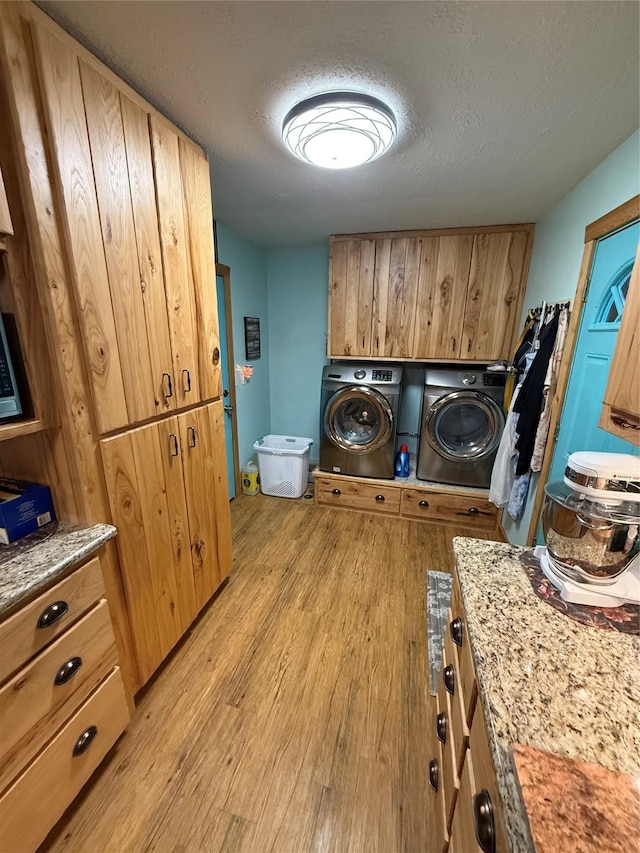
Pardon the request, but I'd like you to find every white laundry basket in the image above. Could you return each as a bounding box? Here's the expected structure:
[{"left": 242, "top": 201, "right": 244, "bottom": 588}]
[{"left": 253, "top": 435, "right": 313, "bottom": 499}]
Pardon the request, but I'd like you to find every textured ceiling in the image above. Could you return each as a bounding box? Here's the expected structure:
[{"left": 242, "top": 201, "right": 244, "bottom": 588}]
[{"left": 39, "top": 1, "right": 640, "bottom": 248}]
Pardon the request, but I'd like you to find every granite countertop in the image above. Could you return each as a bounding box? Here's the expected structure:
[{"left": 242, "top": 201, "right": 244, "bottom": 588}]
[
  {"left": 452, "top": 537, "right": 640, "bottom": 853},
  {"left": 0, "top": 521, "right": 117, "bottom": 618}
]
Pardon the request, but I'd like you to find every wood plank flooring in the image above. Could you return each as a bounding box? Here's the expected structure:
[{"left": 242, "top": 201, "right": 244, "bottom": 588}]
[{"left": 42, "top": 495, "right": 497, "bottom": 853}]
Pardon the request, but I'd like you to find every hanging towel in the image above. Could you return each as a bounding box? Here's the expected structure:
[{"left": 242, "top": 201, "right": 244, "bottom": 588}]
[
  {"left": 513, "top": 310, "right": 560, "bottom": 476},
  {"left": 531, "top": 306, "right": 570, "bottom": 472},
  {"left": 507, "top": 472, "right": 531, "bottom": 522}
]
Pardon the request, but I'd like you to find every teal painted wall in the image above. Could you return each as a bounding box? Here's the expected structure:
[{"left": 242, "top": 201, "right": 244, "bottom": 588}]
[
  {"left": 503, "top": 129, "right": 640, "bottom": 545},
  {"left": 216, "top": 223, "right": 270, "bottom": 468},
  {"left": 266, "top": 248, "right": 329, "bottom": 462}
]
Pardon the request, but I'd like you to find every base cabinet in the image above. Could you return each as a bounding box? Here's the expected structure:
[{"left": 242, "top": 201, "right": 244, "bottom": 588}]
[
  {"left": 0, "top": 552, "right": 129, "bottom": 853},
  {"left": 101, "top": 400, "right": 232, "bottom": 684},
  {"left": 427, "top": 575, "right": 507, "bottom": 853},
  {"left": 314, "top": 471, "right": 499, "bottom": 532}
]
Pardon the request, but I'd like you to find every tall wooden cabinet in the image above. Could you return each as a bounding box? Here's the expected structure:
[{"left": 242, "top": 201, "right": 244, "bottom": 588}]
[
  {"left": 0, "top": 2, "right": 232, "bottom": 697},
  {"left": 328, "top": 225, "right": 534, "bottom": 362}
]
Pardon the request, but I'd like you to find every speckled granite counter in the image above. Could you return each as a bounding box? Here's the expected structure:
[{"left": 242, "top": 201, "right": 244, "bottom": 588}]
[
  {"left": 452, "top": 537, "right": 640, "bottom": 853},
  {"left": 0, "top": 521, "right": 117, "bottom": 618}
]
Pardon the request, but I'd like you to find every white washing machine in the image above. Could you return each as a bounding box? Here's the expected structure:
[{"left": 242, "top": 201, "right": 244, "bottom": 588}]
[
  {"left": 417, "top": 366, "right": 506, "bottom": 488},
  {"left": 319, "top": 363, "right": 402, "bottom": 479}
]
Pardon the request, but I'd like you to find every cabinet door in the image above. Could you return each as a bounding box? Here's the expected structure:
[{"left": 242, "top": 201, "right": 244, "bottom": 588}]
[
  {"left": 328, "top": 238, "right": 375, "bottom": 357},
  {"left": 31, "top": 24, "right": 128, "bottom": 433},
  {"left": 150, "top": 117, "right": 201, "bottom": 407},
  {"left": 462, "top": 230, "right": 531, "bottom": 361},
  {"left": 101, "top": 421, "right": 196, "bottom": 684},
  {"left": 178, "top": 402, "right": 232, "bottom": 611},
  {"left": 600, "top": 245, "right": 640, "bottom": 440},
  {"left": 373, "top": 236, "right": 421, "bottom": 358},
  {"left": 179, "top": 139, "right": 222, "bottom": 401},
  {"left": 413, "top": 235, "right": 473, "bottom": 359},
  {"left": 120, "top": 93, "right": 176, "bottom": 415}
]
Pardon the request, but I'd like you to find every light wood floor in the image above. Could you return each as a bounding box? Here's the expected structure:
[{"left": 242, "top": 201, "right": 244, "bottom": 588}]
[{"left": 42, "top": 495, "right": 496, "bottom": 853}]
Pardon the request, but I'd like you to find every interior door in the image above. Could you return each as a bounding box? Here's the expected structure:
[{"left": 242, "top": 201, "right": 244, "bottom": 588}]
[
  {"left": 548, "top": 220, "right": 640, "bottom": 487},
  {"left": 216, "top": 272, "right": 236, "bottom": 498}
]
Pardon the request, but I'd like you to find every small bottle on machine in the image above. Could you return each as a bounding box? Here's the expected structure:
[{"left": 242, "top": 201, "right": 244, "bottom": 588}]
[{"left": 395, "top": 444, "right": 410, "bottom": 478}]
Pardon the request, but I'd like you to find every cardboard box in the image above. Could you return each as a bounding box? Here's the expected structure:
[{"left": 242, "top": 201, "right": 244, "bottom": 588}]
[{"left": 0, "top": 478, "right": 56, "bottom": 544}]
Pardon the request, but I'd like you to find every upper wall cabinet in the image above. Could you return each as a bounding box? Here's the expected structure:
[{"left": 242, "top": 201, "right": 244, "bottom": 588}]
[
  {"left": 30, "top": 23, "right": 221, "bottom": 433},
  {"left": 328, "top": 226, "right": 534, "bottom": 363}
]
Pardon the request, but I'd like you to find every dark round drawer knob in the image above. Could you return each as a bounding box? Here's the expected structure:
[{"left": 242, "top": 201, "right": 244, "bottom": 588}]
[
  {"left": 450, "top": 617, "right": 464, "bottom": 647},
  {"left": 443, "top": 664, "right": 455, "bottom": 695},
  {"left": 375, "top": 494, "right": 385, "bottom": 502},
  {"left": 473, "top": 789, "right": 496, "bottom": 853},
  {"left": 332, "top": 488, "right": 341, "bottom": 496},
  {"left": 72, "top": 725, "right": 99, "bottom": 757},
  {"left": 468, "top": 506, "right": 480, "bottom": 515},
  {"left": 37, "top": 601, "right": 69, "bottom": 629},
  {"left": 428, "top": 758, "right": 439, "bottom": 791},
  {"left": 54, "top": 656, "right": 83, "bottom": 686},
  {"left": 436, "top": 712, "right": 447, "bottom": 744},
  {"left": 419, "top": 500, "right": 429, "bottom": 508}
]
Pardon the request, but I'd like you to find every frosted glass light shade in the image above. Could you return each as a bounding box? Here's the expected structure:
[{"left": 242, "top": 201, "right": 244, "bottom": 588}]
[{"left": 282, "top": 92, "right": 396, "bottom": 169}]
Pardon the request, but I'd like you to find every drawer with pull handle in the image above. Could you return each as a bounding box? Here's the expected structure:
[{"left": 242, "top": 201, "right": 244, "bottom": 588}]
[
  {"left": 436, "top": 676, "right": 460, "bottom": 830},
  {"left": 468, "top": 697, "right": 507, "bottom": 852},
  {"left": 401, "top": 488, "right": 497, "bottom": 529},
  {"left": 427, "top": 702, "right": 450, "bottom": 853},
  {"left": 449, "top": 583, "right": 478, "bottom": 727},
  {"left": 443, "top": 607, "right": 471, "bottom": 777},
  {"left": 0, "top": 666, "right": 129, "bottom": 853},
  {"left": 0, "top": 600, "right": 118, "bottom": 791},
  {"left": 315, "top": 477, "right": 401, "bottom": 514},
  {"left": 0, "top": 557, "right": 105, "bottom": 685}
]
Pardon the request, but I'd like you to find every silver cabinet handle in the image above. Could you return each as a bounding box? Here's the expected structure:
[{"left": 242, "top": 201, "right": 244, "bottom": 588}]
[
  {"left": 612, "top": 415, "right": 640, "bottom": 431},
  {"left": 188, "top": 426, "right": 197, "bottom": 448},
  {"left": 169, "top": 433, "right": 179, "bottom": 457},
  {"left": 182, "top": 368, "right": 191, "bottom": 393},
  {"left": 473, "top": 790, "right": 496, "bottom": 853},
  {"left": 162, "top": 372, "right": 173, "bottom": 400}
]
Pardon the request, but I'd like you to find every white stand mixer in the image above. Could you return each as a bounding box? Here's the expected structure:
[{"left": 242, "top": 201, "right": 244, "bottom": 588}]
[{"left": 538, "top": 451, "right": 640, "bottom": 608}]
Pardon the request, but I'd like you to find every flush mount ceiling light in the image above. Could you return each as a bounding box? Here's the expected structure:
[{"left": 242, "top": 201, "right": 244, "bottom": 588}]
[{"left": 282, "top": 92, "right": 397, "bottom": 169}]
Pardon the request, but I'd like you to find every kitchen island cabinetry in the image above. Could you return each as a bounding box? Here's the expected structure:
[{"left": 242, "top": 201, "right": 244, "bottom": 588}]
[
  {"left": 328, "top": 225, "right": 534, "bottom": 362},
  {"left": 0, "top": 524, "right": 129, "bottom": 853},
  {"left": 599, "top": 243, "right": 640, "bottom": 442},
  {"left": 101, "top": 401, "right": 232, "bottom": 684},
  {"left": 427, "top": 537, "right": 640, "bottom": 852}
]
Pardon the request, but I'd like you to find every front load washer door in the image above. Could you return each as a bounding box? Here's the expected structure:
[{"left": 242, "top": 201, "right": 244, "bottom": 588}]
[
  {"left": 324, "top": 385, "right": 393, "bottom": 454},
  {"left": 425, "top": 391, "right": 505, "bottom": 461}
]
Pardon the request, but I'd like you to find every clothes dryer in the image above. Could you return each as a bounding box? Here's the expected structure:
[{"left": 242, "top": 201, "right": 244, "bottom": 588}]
[
  {"left": 320, "top": 363, "right": 402, "bottom": 479},
  {"left": 417, "top": 367, "right": 505, "bottom": 488}
]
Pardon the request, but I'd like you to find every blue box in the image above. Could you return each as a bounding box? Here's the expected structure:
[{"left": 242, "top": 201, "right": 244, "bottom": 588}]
[{"left": 0, "top": 478, "right": 56, "bottom": 544}]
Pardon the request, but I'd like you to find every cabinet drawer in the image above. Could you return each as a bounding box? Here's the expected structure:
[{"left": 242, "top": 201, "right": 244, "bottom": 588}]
[
  {"left": 401, "top": 489, "right": 497, "bottom": 530},
  {"left": 427, "top": 704, "right": 449, "bottom": 853},
  {"left": 316, "top": 477, "right": 401, "bottom": 514},
  {"left": 449, "top": 582, "right": 477, "bottom": 727},
  {"left": 469, "top": 699, "right": 507, "bottom": 853},
  {"left": 0, "top": 557, "right": 105, "bottom": 684},
  {"left": 436, "top": 680, "right": 459, "bottom": 830},
  {"left": 442, "top": 608, "right": 470, "bottom": 778},
  {"left": 0, "top": 600, "right": 118, "bottom": 792},
  {"left": 0, "top": 667, "right": 129, "bottom": 853},
  {"left": 449, "top": 747, "right": 478, "bottom": 853}
]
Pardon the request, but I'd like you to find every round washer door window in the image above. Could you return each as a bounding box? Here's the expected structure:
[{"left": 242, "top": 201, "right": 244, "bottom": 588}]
[
  {"left": 426, "top": 391, "right": 504, "bottom": 461},
  {"left": 324, "top": 386, "right": 393, "bottom": 454}
]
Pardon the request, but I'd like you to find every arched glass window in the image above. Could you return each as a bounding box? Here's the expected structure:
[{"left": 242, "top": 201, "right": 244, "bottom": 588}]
[{"left": 590, "top": 260, "right": 632, "bottom": 330}]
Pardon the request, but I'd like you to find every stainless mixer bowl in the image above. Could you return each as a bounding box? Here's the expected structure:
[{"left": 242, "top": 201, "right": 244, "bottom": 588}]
[{"left": 542, "top": 482, "right": 640, "bottom": 585}]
